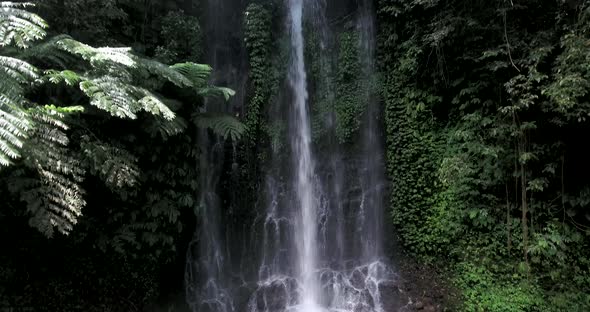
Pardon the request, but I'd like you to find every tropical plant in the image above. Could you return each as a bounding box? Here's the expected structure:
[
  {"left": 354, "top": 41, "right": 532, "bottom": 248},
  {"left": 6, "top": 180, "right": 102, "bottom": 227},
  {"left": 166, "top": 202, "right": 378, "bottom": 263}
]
[{"left": 0, "top": 1, "right": 245, "bottom": 237}]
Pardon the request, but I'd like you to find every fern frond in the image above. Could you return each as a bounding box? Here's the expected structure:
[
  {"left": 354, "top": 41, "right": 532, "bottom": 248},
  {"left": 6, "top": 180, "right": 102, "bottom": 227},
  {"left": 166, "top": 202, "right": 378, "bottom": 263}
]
[
  {"left": 56, "top": 38, "right": 135, "bottom": 67},
  {"left": 136, "top": 58, "right": 193, "bottom": 88},
  {"left": 198, "top": 86, "right": 236, "bottom": 101},
  {"left": 0, "top": 2, "right": 47, "bottom": 48},
  {"left": 18, "top": 35, "right": 75, "bottom": 68},
  {"left": 79, "top": 76, "right": 141, "bottom": 119},
  {"left": 0, "top": 55, "right": 39, "bottom": 83},
  {"left": 170, "top": 62, "right": 211, "bottom": 87},
  {"left": 27, "top": 105, "right": 83, "bottom": 132},
  {"left": 20, "top": 105, "right": 86, "bottom": 237},
  {"left": 22, "top": 166, "right": 85, "bottom": 237},
  {"left": 0, "top": 55, "right": 39, "bottom": 113},
  {"left": 146, "top": 116, "right": 187, "bottom": 140},
  {"left": 44, "top": 69, "right": 83, "bottom": 86},
  {"left": 79, "top": 76, "right": 175, "bottom": 120},
  {"left": 0, "top": 95, "right": 31, "bottom": 166},
  {"left": 193, "top": 113, "right": 246, "bottom": 141},
  {"left": 137, "top": 92, "right": 175, "bottom": 120},
  {"left": 81, "top": 138, "right": 140, "bottom": 190},
  {"left": 0, "top": 76, "right": 22, "bottom": 101}
]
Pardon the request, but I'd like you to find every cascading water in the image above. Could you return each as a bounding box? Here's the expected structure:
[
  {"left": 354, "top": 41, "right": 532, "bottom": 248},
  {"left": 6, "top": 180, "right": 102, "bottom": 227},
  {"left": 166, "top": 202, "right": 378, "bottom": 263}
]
[
  {"left": 185, "top": 0, "right": 247, "bottom": 311},
  {"left": 288, "top": 0, "right": 322, "bottom": 310},
  {"left": 185, "top": 133, "right": 234, "bottom": 312},
  {"left": 248, "top": 1, "right": 323, "bottom": 310},
  {"left": 248, "top": 1, "right": 397, "bottom": 312},
  {"left": 190, "top": 0, "right": 403, "bottom": 311}
]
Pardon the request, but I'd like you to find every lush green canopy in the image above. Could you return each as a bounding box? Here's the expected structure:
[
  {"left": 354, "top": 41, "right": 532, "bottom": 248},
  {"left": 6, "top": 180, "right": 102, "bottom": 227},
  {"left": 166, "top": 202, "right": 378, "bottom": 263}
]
[{"left": 1, "top": 0, "right": 590, "bottom": 311}]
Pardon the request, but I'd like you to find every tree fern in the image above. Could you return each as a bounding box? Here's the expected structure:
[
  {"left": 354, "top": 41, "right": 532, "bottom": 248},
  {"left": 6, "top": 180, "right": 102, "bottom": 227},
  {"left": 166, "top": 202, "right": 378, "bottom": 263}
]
[
  {"left": 18, "top": 35, "right": 76, "bottom": 68},
  {"left": 136, "top": 58, "right": 193, "bottom": 88},
  {"left": 81, "top": 138, "right": 140, "bottom": 190},
  {"left": 145, "top": 116, "right": 188, "bottom": 140},
  {"left": 0, "top": 2, "right": 246, "bottom": 239},
  {"left": 19, "top": 105, "right": 85, "bottom": 237},
  {"left": 0, "top": 56, "right": 38, "bottom": 165},
  {"left": 0, "top": 100, "right": 29, "bottom": 165},
  {"left": 193, "top": 113, "right": 247, "bottom": 141},
  {"left": 55, "top": 37, "right": 136, "bottom": 67},
  {"left": 199, "top": 87, "right": 236, "bottom": 101},
  {"left": 0, "top": 2, "right": 47, "bottom": 48},
  {"left": 170, "top": 62, "right": 211, "bottom": 87}
]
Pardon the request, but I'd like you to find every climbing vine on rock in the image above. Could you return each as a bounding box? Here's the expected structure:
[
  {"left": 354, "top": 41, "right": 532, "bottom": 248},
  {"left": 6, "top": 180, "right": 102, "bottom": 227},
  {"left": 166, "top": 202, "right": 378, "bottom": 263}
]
[
  {"left": 378, "top": 0, "right": 590, "bottom": 310},
  {"left": 334, "top": 31, "right": 366, "bottom": 144}
]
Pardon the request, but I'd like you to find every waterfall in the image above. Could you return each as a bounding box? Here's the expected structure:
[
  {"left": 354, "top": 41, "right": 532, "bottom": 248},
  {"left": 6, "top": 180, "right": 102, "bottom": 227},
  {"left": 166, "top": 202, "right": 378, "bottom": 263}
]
[
  {"left": 358, "top": 0, "right": 385, "bottom": 265},
  {"left": 287, "top": 0, "right": 322, "bottom": 310},
  {"left": 190, "top": 0, "right": 401, "bottom": 311},
  {"left": 185, "top": 132, "right": 234, "bottom": 312},
  {"left": 185, "top": 0, "right": 247, "bottom": 311}
]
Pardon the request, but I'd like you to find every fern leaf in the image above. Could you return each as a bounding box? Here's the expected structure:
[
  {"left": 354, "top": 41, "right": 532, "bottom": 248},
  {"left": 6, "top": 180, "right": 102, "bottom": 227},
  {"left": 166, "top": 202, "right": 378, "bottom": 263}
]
[
  {"left": 81, "top": 138, "right": 140, "bottom": 190},
  {"left": 137, "top": 58, "right": 193, "bottom": 88},
  {"left": 28, "top": 105, "right": 83, "bottom": 132},
  {"left": 22, "top": 166, "right": 85, "bottom": 237},
  {"left": 0, "top": 2, "right": 47, "bottom": 48},
  {"left": 44, "top": 69, "right": 83, "bottom": 86},
  {"left": 0, "top": 55, "right": 39, "bottom": 82},
  {"left": 170, "top": 62, "right": 211, "bottom": 87},
  {"left": 198, "top": 86, "right": 236, "bottom": 101},
  {"left": 146, "top": 116, "right": 188, "bottom": 140},
  {"left": 18, "top": 35, "right": 75, "bottom": 68},
  {"left": 56, "top": 38, "right": 136, "bottom": 67},
  {"left": 0, "top": 95, "right": 31, "bottom": 166},
  {"left": 19, "top": 105, "right": 86, "bottom": 237},
  {"left": 193, "top": 113, "right": 246, "bottom": 141},
  {"left": 79, "top": 76, "right": 141, "bottom": 119},
  {"left": 136, "top": 91, "right": 175, "bottom": 120}
]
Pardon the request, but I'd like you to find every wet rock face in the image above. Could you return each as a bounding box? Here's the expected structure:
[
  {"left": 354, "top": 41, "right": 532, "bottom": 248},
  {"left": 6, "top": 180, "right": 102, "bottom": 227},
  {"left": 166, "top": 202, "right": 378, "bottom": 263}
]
[
  {"left": 350, "top": 269, "right": 366, "bottom": 290},
  {"left": 423, "top": 305, "right": 436, "bottom": 312},
  {"left": 359, "top": 289, "right": 375, "bottom": 309},
  {"left": 378, "top": 281, "right": 409, "bottom": 312},
  {"left": 250, "top": 278, "right": 299, "bottom": 312}
]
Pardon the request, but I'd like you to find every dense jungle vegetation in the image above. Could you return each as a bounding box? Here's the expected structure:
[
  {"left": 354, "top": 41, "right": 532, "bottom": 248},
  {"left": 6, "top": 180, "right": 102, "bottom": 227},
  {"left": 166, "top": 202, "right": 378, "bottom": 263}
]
[{"left": 1, "top": 0, "right": 590, "bottom": 311}]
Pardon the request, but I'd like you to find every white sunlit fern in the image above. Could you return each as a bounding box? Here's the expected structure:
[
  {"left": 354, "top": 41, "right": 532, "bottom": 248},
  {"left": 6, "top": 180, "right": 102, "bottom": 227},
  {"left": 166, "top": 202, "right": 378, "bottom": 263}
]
[
  {"left": 45, "top": 39, "right": 245, "bottom": 138},
  {"left": 1, "top": 1, "right": 246, "bottom": 238},
  {"left": 0, "top": 3, "right": 86, "bottom": 236},
  {"left": 0, "top": 2, "right": 46, "bottom": 166},
  {"left": 0, "top": 2, "right": 47, "bottom": 48},
  {"left": 18, "top": 105, "right": 86, "bottom": 237},
  {"left": 81, "top": 137, "right": 141, "bottom": 190},
  {"left": 0, "top": 54, "right": 38, "bottom": 166}
]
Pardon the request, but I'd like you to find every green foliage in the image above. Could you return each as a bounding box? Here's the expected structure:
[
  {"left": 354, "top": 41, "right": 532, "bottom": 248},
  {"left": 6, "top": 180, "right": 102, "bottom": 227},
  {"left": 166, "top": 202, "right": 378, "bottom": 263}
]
[
  {"left": 1, "top": 1, "right": 239, "bottom": 310},
  {"left": 8, "top": 105, "right": 85, "bottom": 237},
  {"left": 0, "top": 2, "right": 47, "bottom": 48},
  {"left": 333, "top": 31, "right": 366, "bottom": 143},
  {"left": 378, "top": 0, "right": 590, "bottom": 310},
  {"left": 154, "top": 10, "right": 202, "bottom": 63},
  {"left": 0, "top": 3, "right": 244, "bottom": 239},
  {"left": 544, "top": 10, "right": 590, "bottom": 122},
  {"left": 81, "top": 137, "right": 140, "bottom": 190},
  {"left": 306, "top": 28, "right": 370, "bottom": 144},
  {"left": 194, "top": 113, "right": 247, "bottom": 141},
  {"left": 0, "top": 55, "right": 35, "bottom": 165},
  {"left": 454, "top": 261, "right": 546, "bottom": 312},
  {"left": 243, "top": 3, "right": 273, "bottom": 144},
  {"left": 37, "top": 0, "right": 128, "bottom": 45},
  {"left": 237, "top": 2, "right": 279, "bottom": 215},
  {"left": 380, "top": 34, "right": 443, "bottom": 256}
]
